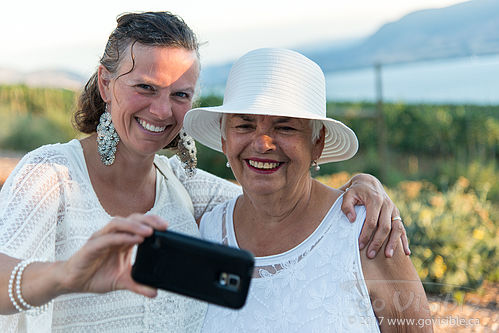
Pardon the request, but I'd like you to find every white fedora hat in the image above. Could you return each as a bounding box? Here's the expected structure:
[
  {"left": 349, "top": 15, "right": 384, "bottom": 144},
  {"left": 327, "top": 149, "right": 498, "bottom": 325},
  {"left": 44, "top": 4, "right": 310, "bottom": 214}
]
[{"left": 184, "top": 48, "right": 358, "bottom": 164}]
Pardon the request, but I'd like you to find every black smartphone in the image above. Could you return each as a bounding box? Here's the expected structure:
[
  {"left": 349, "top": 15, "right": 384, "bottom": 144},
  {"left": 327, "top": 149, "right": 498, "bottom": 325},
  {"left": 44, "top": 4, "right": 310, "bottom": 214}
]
[{"left": 132, "top": 230, "right": 255, "bottom": 309}]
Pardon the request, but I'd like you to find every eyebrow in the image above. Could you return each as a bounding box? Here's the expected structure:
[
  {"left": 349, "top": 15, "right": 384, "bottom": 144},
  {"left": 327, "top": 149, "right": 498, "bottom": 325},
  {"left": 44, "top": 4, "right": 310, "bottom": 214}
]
[
  {"left": 234, "top": 114, "right": 255, "bottom": 121},
  {"left": 129, "top": 78, "right": 195, "bottom": 92},
  {"left": 179, "top": 87, "right": 196, "bottom": 94},
  {"left": 273, "top": 117, "right": 295, "bottom": 124},
  {"left": 233, "top": 115, "right": 299, "bottom": 125}
]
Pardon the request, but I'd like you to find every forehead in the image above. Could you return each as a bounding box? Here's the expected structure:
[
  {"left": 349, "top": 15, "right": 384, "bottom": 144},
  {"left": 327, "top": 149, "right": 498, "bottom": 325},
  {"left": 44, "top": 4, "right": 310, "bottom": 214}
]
[{"left": 117, "top": 43, "right": 199, "bottom": 83}]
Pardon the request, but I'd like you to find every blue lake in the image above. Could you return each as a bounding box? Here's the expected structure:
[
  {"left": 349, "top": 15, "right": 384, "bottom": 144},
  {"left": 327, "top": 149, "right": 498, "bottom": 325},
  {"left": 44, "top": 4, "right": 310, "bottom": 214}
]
[{"left": 324, "top": 54, "right": 499, "bottom": 105}]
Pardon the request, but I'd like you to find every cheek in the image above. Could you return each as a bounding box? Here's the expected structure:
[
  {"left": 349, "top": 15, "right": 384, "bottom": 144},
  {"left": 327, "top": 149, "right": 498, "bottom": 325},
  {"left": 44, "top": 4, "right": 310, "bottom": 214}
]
[
  {"left": 285, "top": 142, "right": 314, "bottom": 163},
  {"left": 115, "top": 92, "right": 146, "bottom": 113},
  {"left": 173, "top": 104, "right": 191, "bottom": 124}
]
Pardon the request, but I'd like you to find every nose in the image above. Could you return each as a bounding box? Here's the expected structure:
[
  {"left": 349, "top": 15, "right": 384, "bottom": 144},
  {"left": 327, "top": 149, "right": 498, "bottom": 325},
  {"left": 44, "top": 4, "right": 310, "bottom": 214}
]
[
  {"left": 253, "top": 133, "right": 276, "bottom": 153},
  {"left": 149, "top": 95, "right": 173, "bottom": 120}
]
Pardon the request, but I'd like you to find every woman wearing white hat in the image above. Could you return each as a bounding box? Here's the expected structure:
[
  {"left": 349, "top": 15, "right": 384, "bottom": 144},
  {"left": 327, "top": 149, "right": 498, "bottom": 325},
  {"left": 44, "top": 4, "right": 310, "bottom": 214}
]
[{"left": 184, "top": 48, "right": 432, "bottom": 332}]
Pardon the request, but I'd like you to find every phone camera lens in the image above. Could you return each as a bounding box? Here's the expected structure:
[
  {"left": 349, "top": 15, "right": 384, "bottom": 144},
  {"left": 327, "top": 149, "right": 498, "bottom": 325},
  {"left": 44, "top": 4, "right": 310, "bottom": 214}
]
[
  {"left": 229, "top": 276, "right": 240, "bottom": 287},
  {"left": 219, "top": 272, "right": 228, "bottom": 286}
]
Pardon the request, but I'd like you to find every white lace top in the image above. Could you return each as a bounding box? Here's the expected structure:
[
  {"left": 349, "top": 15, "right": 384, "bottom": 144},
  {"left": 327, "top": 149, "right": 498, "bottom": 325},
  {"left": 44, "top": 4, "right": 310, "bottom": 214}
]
[
  {"left": 0, "top": 139, "right": 242, "bottom": 333},
  {"left": 199, "top": 195, "right": 381, "bottom": 333}
]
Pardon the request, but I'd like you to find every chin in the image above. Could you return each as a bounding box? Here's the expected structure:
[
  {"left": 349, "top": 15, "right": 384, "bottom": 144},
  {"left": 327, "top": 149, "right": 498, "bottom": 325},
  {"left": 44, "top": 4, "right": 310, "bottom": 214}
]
[
  {"left": 135, "top": 142, "right": 164, "bottom": 156},
  {"left": 244, "top": 183, "right": 282, "bottom": 196}
]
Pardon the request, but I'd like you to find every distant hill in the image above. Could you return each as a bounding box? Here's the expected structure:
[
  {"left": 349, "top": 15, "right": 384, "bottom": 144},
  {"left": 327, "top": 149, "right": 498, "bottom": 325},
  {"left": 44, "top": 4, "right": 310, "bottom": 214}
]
[
  {"left": 308, "top": 0, "right": 499, "bottom": 72},
  {"left": 200, "top": 0, "right": 499, "bottom": 87},
  {"left": 0, "top": 68, "right": 86, "bottom": 90}
]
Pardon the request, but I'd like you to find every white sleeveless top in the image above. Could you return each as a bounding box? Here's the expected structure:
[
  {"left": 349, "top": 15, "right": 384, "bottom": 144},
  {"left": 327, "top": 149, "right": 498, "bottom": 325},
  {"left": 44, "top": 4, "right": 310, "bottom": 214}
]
[
  {"left": 199, "top": 195, "right": 380, "bottom": 332},
  {"left": 0, "top": 139, "right": 242, "bottom": 333}
]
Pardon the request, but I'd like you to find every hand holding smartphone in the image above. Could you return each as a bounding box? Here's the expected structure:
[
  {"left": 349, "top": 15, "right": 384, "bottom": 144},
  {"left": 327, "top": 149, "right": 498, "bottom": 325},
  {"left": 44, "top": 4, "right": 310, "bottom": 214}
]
[{"left": 132, "top": 230, "right": 254, "bottom": 309}]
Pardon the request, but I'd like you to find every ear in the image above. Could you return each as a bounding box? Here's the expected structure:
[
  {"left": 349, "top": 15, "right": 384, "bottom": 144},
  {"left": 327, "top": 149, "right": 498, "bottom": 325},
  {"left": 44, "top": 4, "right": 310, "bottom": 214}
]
[
  {"left": 97, "top": 65, "right": 113, "bottom": 103},
  {"left": 312, "top": 126, "right": 326, "bottom": 161}
]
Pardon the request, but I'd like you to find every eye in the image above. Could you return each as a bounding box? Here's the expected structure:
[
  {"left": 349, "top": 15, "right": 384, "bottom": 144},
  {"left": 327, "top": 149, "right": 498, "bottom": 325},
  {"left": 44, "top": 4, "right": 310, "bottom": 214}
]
[
  {"left": 136, "top": 84, "right": 155, "bottom": 92},
  {"left": 231, "top": 123, "right": 255, "bottom": 132},
  {"left": 277, "top": 126, "right": 296, "bottom": 131},
  {"left": 174, "top": 92, "right": 190, "bottom": 99},
  {"left": 235, "top": 123, "right": 253, "bottom": 129}
]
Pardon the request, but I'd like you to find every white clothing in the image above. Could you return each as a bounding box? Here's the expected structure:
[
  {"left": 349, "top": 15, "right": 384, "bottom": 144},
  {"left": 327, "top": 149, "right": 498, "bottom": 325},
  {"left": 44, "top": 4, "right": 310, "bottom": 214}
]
[
  {"left": 0, "top": 139, "right": 242, "bottom": 333},
  {"left": 199, "top": 195, "right": 380, "bottom": 333}
]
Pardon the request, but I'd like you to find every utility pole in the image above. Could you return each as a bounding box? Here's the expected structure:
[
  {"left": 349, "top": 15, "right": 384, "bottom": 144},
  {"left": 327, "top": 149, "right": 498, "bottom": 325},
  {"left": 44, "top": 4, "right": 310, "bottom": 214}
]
[{"left": 375, "top": 63, "right": 387, "bottom": 182}]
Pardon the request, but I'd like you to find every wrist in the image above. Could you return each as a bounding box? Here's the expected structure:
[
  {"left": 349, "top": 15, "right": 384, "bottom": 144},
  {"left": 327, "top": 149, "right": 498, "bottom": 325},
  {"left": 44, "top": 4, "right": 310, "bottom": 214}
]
[
  {"left": 53, "top": 261, "right": 77, "bottom": 295},
  {"left": 351, "top": 173, "right": 381, "bottom": 187},
  {"left": 11, "top": 261, "right": 67, "bottom": 310}
]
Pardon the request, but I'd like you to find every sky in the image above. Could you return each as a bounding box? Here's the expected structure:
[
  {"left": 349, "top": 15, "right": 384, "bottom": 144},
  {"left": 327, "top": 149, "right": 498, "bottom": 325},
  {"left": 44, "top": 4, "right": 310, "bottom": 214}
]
[{"left": 0, "top": 0, "right": 468, "bottom": 77}]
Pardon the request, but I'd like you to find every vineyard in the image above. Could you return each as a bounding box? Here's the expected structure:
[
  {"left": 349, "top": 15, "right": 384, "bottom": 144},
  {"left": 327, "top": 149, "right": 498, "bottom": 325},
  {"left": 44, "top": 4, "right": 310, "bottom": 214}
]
[{"left": 0, "top": 84, "right": 498, "bottom": 331}]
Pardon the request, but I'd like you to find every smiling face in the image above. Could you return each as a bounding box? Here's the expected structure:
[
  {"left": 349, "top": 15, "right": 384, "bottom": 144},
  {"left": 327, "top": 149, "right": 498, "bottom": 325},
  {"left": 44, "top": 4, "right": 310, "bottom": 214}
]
[
  {"left": 98, "top": 43, "right": 199, "bottom": 159},
  {"left": 222, "top": 114, "right": 325, "bottom": 197}
]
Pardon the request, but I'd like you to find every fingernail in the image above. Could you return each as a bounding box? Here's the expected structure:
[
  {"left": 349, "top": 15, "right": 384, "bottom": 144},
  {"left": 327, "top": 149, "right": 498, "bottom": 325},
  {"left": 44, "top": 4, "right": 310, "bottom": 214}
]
[
  {"left": 347, "top": 213, "right": 354, "bottom": 222},
  {"left": 388, "top": 248, "right": 394, "bottom": 257},
  {"left": 359, "top": 242, "right": 365, "bottom": 249},
  {"left": 369, "top": 250, "right": 376, "bottom": 258}
]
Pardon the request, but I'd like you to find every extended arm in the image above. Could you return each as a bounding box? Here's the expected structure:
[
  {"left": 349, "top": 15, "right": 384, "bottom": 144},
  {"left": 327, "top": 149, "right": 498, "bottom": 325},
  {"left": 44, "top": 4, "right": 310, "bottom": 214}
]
[
  {"left": 0, "top": 150, "right": 167, "bottom": 315},
  {"left": 175, "top": 159, "right": 409, "bottom": 257},
  {"left": 0, "top": 214, "right": 167, "bottom": 315}
]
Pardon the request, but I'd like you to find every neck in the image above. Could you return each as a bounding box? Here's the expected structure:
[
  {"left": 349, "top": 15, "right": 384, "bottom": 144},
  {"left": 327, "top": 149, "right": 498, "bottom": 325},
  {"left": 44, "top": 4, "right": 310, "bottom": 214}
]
[
  {"left": 81, "top": 134, "right": 156, "bottom": 190},
  {"left": 234, "top": 177, "right": 328, "bottom": 256},
  {"left": 238, "top": 177, "right": 314, "bottom": 224}
]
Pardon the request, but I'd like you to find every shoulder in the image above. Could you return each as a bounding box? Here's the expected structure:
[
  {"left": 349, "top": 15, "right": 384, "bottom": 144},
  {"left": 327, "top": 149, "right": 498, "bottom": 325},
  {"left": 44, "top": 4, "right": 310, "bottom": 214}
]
[
  {"left": 21, "top": 140, "right": 77, "bottom": 164},
  {"left": 168, "top": 155, "right": 240, "bottom": 189},
  {"left": 316, "top": 180, "right": 366, "bottom": 229},
  {"left": 5, "top": 141, "right": 80, "bottom": 189},
  {"left": 200, "top": 199, "right": 231, "bottom": 227},
  {"left": 199, "top": 199, "right": 233, "bottom": 240},
  {"left": 361, "top": 241, "right": 418, "bottom": 286}
]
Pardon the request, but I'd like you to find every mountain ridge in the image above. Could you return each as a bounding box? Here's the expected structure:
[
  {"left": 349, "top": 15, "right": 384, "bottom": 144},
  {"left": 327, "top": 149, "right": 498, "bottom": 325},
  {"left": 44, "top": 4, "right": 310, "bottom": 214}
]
[
  {"left": 201, "top": 0, "right": 499, "bottom": 87},
  {"left": 2, "top": 1, "right": 497, "bottom": 90},
  {"left": 308, "top": 0, "right": 499, "bottom": 73}
]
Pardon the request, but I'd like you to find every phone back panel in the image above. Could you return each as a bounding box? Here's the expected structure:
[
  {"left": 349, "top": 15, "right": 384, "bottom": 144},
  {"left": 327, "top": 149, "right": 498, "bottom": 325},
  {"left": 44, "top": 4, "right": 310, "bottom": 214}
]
[{"left": 132, "top": 230, "right": 254, "bottom": 309}]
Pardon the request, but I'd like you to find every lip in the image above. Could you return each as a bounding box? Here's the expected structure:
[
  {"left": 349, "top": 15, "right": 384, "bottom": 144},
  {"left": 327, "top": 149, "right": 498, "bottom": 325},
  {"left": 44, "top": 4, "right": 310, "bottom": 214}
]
[
  {"left": 244, "top": 158, "right": 283, "bottom": 174},
  {"left": 135, "top": 117, "right": 171, "bottom": 136}
]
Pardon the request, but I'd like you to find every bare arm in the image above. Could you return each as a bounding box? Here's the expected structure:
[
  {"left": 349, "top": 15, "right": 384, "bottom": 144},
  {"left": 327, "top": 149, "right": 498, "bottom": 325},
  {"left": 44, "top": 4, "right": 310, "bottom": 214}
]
[
  {"left": 0, "top": 255, "right": 66, "bottom": 314},
  {"left": 361, "top": 238, "right": 433, "bottom": 332},
  {"left": 340, "top": 173, "right": 410, "bottom": 258},
  {"left": 0, "top": 214, "right": 167, "bottom": 315}
]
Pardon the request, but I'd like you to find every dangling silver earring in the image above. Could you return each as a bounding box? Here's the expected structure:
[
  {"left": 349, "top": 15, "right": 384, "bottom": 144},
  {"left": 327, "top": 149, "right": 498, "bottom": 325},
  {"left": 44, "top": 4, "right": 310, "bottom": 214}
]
[
  {"left": 96, "top": 105, "right": 120, "bottom": 166},
  {"left": 226, "top": 161, "right": 230, "bottom": 168},
  {"left": 176, "top": 128, "right": 197, "bottom": 177},
  {"left": 312, "top": 160, "right": 320, "bottom": 171}
]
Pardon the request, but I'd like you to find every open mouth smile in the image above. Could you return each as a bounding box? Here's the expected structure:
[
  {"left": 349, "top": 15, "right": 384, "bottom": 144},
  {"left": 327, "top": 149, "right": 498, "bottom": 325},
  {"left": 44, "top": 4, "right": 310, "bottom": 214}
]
[
  {"left": 136, "top": 117, "right": 167, "bottom": 133},
  {"left": 246, "top": 159, "right": 282, "bottom": 171}
]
